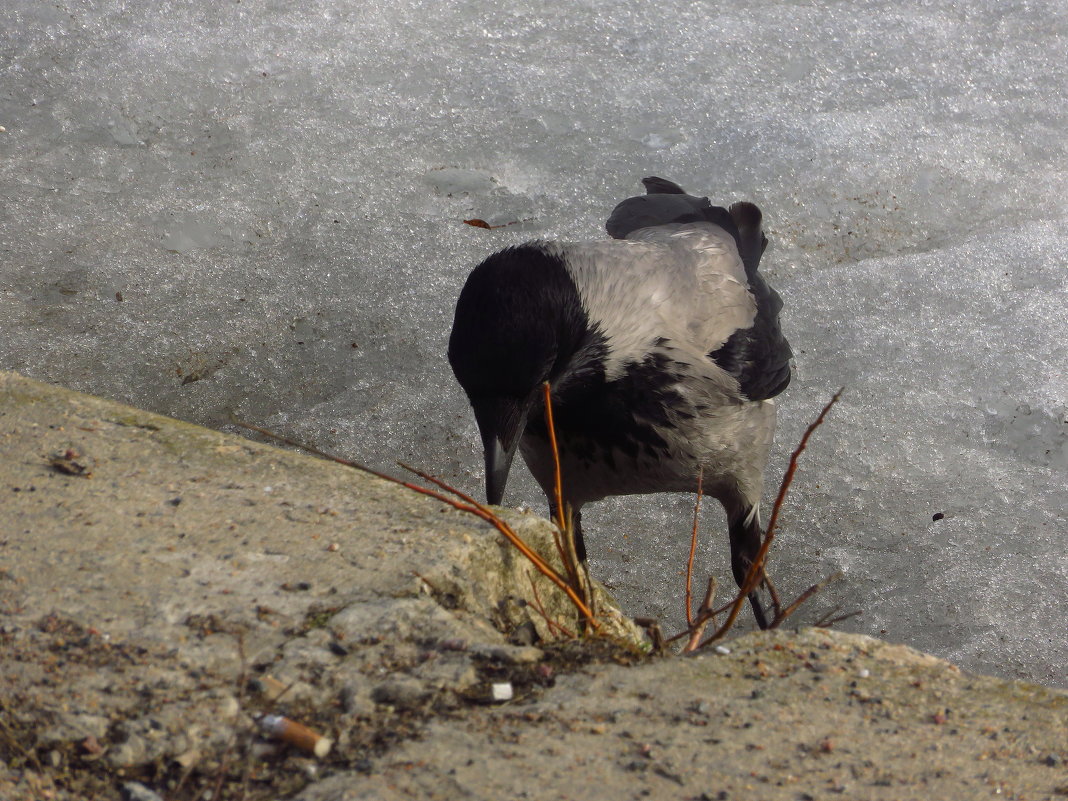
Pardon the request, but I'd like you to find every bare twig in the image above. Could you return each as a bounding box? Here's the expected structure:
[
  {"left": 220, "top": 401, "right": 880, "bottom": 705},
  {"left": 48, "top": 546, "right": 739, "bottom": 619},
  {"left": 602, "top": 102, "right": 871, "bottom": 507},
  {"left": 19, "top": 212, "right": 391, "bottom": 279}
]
[
  {"left": 814, "top": 607, "right": 863, "bottom": 628},
  {"left": 685, "top": 468, "right": 704, "bottom": 627},
  {"left": 770, "top": 572, "right": 843, "bottom": 628},
  {"left": 633, "top": 617, "right": 666, "bottom": 654},
  {"left": 232, "top": 418, "right": 600, "bottom": 629},
  {"left": 398, "top": 462, "right": 599, "bottom": 629},
  {"left": 540, "top": 382, "right": 589, "bottom": 613},
  {"left": 697, "top": 388, "right": 844, "bottom": 648},
  {"left": 764, "top": 572, "right": 782, "bottom": 619},
  {"left": 543, "top": 381, "right": 566, "bottom": 533},
  {"left": 665, "top": 577, "right": 720, "bottom": 648},
  {"left": 683, "top": 576, "right": 717, "bottom": 652}
]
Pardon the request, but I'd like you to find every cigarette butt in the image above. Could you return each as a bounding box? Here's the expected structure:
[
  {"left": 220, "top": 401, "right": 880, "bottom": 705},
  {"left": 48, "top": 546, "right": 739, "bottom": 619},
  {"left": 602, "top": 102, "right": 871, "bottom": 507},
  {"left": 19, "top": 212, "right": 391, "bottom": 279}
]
[{"left": 258, "top": 714, "right": 333, "bottom": 758}]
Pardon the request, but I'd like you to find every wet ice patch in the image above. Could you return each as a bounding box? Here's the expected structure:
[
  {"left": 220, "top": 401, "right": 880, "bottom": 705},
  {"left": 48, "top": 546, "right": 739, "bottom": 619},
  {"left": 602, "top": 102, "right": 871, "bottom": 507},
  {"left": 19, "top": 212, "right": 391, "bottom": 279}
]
[{"left": 423, "top": 168, "right": 498, "bottom": 196}]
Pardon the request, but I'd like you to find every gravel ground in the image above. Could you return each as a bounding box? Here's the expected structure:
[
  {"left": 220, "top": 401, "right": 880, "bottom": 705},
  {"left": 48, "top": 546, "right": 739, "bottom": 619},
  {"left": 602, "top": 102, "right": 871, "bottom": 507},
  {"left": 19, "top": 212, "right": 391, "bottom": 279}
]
[{"left": 1, "top": 371, "right": 1065, "bottom": 801}]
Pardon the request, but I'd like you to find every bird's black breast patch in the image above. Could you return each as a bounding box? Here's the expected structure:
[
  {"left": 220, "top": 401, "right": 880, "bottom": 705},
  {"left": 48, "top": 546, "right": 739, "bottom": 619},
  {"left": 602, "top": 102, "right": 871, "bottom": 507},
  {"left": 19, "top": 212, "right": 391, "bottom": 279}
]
[{"left": 526, "top": 350, "right": 687, "bottom": 467}]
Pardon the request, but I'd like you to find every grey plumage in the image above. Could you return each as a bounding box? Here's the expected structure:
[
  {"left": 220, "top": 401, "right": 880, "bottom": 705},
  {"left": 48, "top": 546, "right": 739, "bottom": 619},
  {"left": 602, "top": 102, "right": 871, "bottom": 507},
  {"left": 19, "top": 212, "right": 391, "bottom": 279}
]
[{"left": 448, "top": 177, "right": 792, "bottom": 629}]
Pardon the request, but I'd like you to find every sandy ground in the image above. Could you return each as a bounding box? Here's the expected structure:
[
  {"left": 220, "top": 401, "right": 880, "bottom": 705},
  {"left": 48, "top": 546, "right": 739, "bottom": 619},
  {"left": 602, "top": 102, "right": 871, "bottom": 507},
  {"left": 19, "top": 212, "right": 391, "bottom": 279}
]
[{"left": 1, "top": 370, "right": 1065, "bottom": 801}]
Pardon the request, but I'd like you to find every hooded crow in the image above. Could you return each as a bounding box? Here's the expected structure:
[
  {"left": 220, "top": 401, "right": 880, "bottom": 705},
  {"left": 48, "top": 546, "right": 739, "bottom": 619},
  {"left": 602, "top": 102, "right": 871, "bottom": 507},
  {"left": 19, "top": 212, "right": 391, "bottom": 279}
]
[{"left": 448, "top": 177, "right": 792, "bottom": 629}]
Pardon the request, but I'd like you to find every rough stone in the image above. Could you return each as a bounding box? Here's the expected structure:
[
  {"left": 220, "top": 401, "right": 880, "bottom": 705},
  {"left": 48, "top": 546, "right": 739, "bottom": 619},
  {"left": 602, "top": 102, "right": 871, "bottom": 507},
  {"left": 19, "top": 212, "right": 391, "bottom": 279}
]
[{"left": 371, "top": 677, "right": 432, "bottom": 709}]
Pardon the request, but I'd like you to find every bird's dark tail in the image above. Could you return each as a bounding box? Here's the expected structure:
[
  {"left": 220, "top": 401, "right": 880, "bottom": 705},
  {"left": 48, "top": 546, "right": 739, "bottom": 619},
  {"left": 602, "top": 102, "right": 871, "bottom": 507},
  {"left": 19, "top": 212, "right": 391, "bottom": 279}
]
[
  {"left": 728, "top": 201, "right": 768, "bottom": 279},
  {"left": 606, "top": 177, "right": 736, "bottom": 240},
  {"left": 641, "top": 176, "right": 687, "bottom": 194}
]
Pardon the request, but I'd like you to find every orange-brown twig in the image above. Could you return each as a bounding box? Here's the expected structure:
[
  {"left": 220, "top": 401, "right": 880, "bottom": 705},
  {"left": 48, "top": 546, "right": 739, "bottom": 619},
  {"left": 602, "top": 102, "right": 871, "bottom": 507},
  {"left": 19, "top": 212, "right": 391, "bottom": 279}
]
[
  {"left": 683, "top": 576, "right": 717, "bottom": 652},
  {"left": 543, "top": 382, "right": 566, "bottom": 530},
  {"left": 394, "top": 461, "right": 598, "bottom": 629},
  {"left": 539, "top": 383, "right": 596, "bottom": 628},
  {"left": 764, "top": 573, "right": 782, "bottom": 619},
  {"left": 232, "top": 418, "right": 599, "bottom": 629},
  {"left": 814, "top": 607, "right": 863, "bottom": 628},
  {"left": 697, "top": 388, "right": 844, "bottom": 648},
  {"left": 770, "top": 572, "right": 842, "bottom": 628},
  {"left": 541, "top": 382, "right": 583, "bottom": 596},
  {"left": 685, "top": 467, "right": 704, "bottom": 627}
]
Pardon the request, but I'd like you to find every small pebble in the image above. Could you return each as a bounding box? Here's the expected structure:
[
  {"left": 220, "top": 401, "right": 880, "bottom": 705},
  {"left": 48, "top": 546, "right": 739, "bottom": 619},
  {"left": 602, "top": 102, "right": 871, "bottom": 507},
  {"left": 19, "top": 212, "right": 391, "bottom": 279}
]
[
  {"left": 858, "top": 668, "right": 870, "bottom": 678},
  {"left": 491, "top": 682, "right": 513, "bottom": 702},
  {"left": 326, "top": 542, "right": 340, "bottom": 552},
  {"left": 714, "top": 645, "right": 731, "bottom": 655},
  {"left": 251, "top": 674, "right": 288, "bottom": 700}
]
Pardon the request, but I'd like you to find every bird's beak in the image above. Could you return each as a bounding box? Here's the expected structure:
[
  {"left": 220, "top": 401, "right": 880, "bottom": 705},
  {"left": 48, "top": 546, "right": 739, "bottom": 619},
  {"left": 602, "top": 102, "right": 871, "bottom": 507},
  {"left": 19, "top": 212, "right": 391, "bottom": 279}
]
[{"left": 471, "top": 398, "right": 528, "bottom": 506}]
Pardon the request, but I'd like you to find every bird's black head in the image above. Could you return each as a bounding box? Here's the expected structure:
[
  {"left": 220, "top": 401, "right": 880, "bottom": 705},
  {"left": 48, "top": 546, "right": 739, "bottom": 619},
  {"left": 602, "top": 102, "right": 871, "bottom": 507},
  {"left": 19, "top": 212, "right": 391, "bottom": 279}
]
[{"left": 448, "top": 243, "right": 590, "bottom": 505}]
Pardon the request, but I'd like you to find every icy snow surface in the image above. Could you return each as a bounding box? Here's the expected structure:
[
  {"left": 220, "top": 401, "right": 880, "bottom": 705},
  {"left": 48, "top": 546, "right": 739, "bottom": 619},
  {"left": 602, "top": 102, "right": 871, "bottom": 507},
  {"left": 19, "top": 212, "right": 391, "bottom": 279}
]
[{"left": 2, "top": 0, "right": 1065, "bottom": 685}]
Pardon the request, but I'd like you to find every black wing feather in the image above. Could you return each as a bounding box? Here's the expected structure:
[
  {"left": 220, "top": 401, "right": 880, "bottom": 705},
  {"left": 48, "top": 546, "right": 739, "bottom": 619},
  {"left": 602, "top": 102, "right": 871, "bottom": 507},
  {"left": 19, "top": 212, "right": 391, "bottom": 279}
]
[
  {"left": 606, "top": 176, "right": 738, "bottom": 240},
  {"left": 710, "top": 201, "right": 791, "bottom": 400}
]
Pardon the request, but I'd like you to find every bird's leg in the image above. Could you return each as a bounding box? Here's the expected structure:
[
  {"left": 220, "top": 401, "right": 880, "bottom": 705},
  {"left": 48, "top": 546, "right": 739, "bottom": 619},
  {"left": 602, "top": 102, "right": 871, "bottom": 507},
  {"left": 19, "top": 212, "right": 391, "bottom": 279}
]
[
  {"left": 546, "top": 500, "right": 587, "bottom": 562},
  {"left": 570, "top": 509, "right": 595, "bottom": 620},
  {"left": 572, "top": 508, "right": 587, "bottom": 564},
  {"left": 728, "top": 508, "right": 770, "bottom": 630}
]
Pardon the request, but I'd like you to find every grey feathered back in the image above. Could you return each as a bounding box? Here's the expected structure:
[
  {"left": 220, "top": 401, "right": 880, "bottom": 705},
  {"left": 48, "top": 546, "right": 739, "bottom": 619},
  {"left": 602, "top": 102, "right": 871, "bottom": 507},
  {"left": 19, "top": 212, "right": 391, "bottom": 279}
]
[{"left": 605, "top": 177, "right": 791, "bottom": 402}]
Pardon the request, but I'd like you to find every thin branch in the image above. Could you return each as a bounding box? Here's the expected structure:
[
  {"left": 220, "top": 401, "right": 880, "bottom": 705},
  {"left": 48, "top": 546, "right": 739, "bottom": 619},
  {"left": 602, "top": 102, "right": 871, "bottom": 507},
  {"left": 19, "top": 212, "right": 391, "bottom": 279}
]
[
  {"left": 543, "top": 382, "right": 566, "bottom": 531},
  {"left": 685, "top": 468, "right": 704, "bottom": 627},
  {"left": 814, "top": 607, "right": 863, "bottom": 628},
  {"left": 232, "top": 418, "right": 599, "bottom": 629},
  {"left": 770, "top": 572, "right": 843, "bottom": 628},
  {"left": 683, "top": 576, "right": 717, "bottom": 652},
  {"left": 234, "top": 418, "right": 479, "bottom": 511},
  {"left": 541, "top": 382, "right": 582, "bottom": 594},
  {"left": 633, "top": 617, "right": 666, "bottom": 654},
  {"left": 764, "top": 573, "right": 782, "bottom": 618},
  {"left": 539, "top": 382, "right": 596, "bottom": 627},
  {"left": 763, "top": 387, "right": 845, "bottom": 557},
  {"left": 665, "top": 577, "right": 719, "bottom": 648},
  {"left": 697, "top": 388, "right": 844, "bottom": 648},
  {"left": 391, "top": 462, "right": 598, "bottom": 628}
]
